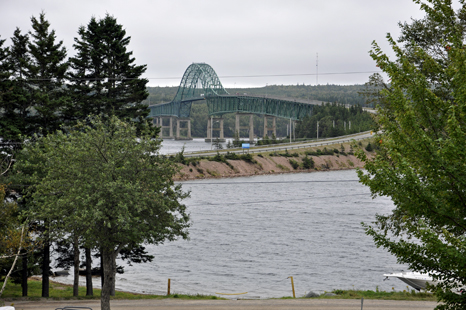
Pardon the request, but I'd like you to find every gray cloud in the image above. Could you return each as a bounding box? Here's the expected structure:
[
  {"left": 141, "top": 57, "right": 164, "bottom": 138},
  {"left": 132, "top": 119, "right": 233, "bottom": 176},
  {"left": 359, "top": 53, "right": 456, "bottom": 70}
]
[{"left": 1, "top": 0, "right": 426, "bottom": 87}]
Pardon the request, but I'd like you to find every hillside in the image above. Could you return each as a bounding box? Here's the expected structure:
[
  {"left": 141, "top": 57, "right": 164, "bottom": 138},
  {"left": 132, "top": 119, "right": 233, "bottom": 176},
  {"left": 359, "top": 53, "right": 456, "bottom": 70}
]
[{"left": 144, "top": 84, "right": 368, "bottom": 106}]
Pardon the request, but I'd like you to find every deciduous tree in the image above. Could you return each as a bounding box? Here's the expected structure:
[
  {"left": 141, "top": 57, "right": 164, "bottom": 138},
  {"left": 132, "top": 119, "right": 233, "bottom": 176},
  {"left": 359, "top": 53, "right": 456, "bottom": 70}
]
[
  {"left": 16, "top": 116, "right": 190, "bottom": 310},
  {"left": 357, "top": 1, "right": 466, "bottom": 309}
]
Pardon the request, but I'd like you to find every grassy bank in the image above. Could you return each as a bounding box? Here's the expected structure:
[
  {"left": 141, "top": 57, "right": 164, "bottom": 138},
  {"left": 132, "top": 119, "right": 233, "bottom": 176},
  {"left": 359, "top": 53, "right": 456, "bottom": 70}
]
[
  {"left": 0, "top": 278, "right": 220, "bottom": 301},
  {"left": 0, "top": 278, "right": 437, "bottom": 302},
  {"left": 322, "top": 289, "right": 436, "bottom": 301}
]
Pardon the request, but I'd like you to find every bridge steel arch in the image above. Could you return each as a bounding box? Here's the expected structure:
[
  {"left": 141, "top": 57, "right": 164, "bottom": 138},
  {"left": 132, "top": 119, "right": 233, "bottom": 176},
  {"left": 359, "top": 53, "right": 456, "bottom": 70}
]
[
  {"left": 148, "top": 63, "right": 315, "bottom": 121},
  {"left": 149, "top": 63, "right": 229, "bottom": 119}
]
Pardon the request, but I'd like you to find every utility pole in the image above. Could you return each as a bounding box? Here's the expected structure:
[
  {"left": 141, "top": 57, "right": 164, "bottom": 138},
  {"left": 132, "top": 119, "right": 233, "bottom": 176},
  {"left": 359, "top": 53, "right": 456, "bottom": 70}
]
[
  {"left": 210, "top": 115, "right": 213, "bottom": 150},
  {"left": 289, "top": 119, "right": 292, "bottom": 143},
  {"left": 316, "top": 52, "right": 319, "bottom": 85},
  {"left": 317, "top": 121, "right": 319, "bottom": 140}
]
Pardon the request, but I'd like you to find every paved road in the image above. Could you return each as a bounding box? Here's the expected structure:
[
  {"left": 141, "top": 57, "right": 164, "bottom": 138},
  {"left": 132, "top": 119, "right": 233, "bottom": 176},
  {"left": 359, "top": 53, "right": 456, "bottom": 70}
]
[
  {"left": 183, "top": 131, "right": 375, "bottom": 158},
  {"left": 9, "top": 298, "right": 438, "bottom": 310}
]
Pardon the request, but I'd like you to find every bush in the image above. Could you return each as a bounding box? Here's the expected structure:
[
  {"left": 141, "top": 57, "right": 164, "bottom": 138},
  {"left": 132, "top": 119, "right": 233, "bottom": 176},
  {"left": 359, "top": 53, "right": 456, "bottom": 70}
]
[
  {"left": 365, "top": 142, "right": 374, "bottom": 152},
  {"left": 225, "top": 152, "right": 240, "bottom": 160},
  {"left": 239, "top": 153, "right": 256, "bottom": 164},
  {"left": 289, "top": 159, "right": 300, "bottom": 170},
  {"left": 302, "top": 156, "right": 315, "bottom": 169}
]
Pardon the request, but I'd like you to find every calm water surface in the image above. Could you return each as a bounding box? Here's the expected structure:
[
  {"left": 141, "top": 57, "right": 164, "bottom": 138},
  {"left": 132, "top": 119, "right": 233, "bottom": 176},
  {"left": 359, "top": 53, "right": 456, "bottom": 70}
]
[{"left": 56, "top": 169, "right": 407, "bottom": 298}]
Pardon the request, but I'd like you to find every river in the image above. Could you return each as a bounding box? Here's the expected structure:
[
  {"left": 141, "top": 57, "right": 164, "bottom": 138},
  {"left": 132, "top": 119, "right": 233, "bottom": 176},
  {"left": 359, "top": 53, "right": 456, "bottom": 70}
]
[{"left": 53, "top": 167, "right": 408, "bottom": 298}]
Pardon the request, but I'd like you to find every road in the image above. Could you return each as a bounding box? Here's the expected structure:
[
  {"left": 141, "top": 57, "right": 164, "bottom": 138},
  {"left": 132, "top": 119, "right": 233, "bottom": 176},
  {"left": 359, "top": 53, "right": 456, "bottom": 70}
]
[
  {"left": 9, "top": 298, "right": 438, "bottom": 310},
  {"left": 183, "top": 131, "right": 375, "bottom": 158}
]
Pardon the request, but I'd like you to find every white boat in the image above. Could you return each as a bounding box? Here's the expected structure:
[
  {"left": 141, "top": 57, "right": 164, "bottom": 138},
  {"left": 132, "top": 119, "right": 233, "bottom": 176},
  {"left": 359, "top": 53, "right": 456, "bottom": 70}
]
[{"left": 383, "top": 272, "right": 438, "bottom": 291}]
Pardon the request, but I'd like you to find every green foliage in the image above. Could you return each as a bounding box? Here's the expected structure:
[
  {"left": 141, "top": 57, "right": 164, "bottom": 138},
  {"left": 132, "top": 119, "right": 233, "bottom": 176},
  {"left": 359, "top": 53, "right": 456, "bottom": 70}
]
[
  {"left": 305, "top": 147, "right": 335, "bottom": 156},
  {"left": 225, "top": 152, "right": 239, "bottom": 160},
  {"left": 288, "top": 159, "right": 299, "bottom": 170},
  {"left": 357, "top": 1, "right": 466, "bottom": 309},
  {"left": 171, "top": 147, "right": 187, "bottom": 165},
  {"left": 302, "top": 156, "right": 315, "bottom": 169},
  {"left": 321, "top": 289, "right": 435, "bottom": 301},
  {"left": 14, "top": 116, "right": 190, "bottom": 309},
  {"left": 295, "top": 102, "right": 374, "bottom": 139},
  {"left": 0, "top": 13, "right": 69, "bottom": 140},
  {"left": 145, "top": 84, "right": 370, "bottom": 138},
  {"left": 1, "top": 278, "right": 224, "bottom": 300},
  {"left": 212, "top": 138, "right": 223, "bottom": 150},
  {"left": 365, "top": 142, "right": 373, "bottom": 152},
  {"left": 68, "top": 14, "right": 153, "bottom": 135},
  {"left": 239, "top": 153, "right": 256, "bottom": 164}
]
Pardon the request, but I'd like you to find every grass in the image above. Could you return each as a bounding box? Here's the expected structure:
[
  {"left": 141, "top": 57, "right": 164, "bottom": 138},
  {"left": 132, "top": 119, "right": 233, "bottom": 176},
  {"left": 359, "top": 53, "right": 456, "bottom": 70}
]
[
  {"left": 312, "top": 289, "right": 436, "bottom": 301},
  {"left": 0, "top": 278, "right": 222, "bottom": 301},
  {"left": 1, "top": 279, "right": 437, "bottom": 303}
]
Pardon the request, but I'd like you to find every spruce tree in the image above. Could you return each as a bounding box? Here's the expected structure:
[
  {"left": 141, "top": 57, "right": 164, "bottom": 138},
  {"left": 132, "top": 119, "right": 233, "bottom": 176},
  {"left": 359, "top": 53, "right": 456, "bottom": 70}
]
[
  {"left": 0, "top": 36, "right": 12, "bottom": 139},
  {"left": 69, "top": 14, "right": 152, "bottom": 134},
  {"left": 0, "top": 28, "right": 32, "bottom": 142},
  {"left": 25, "top": 12, "right": 69, "bottom": 298},
  {"left": 26, "top": 12, "right": 69, "bottom": 135}
]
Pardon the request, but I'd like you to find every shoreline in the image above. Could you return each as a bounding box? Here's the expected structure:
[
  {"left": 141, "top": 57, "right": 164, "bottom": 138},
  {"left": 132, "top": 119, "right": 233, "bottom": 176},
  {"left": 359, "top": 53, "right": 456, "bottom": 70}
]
[{"left": 174, "top": 152, "right": 368, "bottom": 181}]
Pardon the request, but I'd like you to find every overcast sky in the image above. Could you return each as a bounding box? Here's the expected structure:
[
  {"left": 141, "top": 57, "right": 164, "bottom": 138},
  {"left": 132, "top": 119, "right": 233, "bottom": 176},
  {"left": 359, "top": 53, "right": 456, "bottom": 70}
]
[{"left": 1, "top": 0, "right": 427, "bottom": 88}]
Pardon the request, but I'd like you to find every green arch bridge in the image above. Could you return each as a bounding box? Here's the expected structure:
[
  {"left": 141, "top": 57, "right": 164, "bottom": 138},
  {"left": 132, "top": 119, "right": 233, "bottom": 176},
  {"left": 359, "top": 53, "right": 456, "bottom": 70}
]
[{"left": 148, "top": 63, "right": 322, "bottom": 141}]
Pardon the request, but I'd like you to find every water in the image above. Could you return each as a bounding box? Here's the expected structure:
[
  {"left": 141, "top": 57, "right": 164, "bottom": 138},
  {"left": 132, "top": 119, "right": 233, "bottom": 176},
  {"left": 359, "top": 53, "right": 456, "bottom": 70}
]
[
  {"left": 54, "top": 170, "right": 409, "bottom": 298},
  {"left": 159, "top": 138, "right": 233, "bottom": 155}
]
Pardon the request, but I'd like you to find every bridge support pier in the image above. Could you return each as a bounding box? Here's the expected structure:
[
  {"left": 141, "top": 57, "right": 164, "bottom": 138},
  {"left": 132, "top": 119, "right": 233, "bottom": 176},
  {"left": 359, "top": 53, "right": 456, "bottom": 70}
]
[
  {"left": 205, "top": 117, "right": 225, "bottom": 142},
  {"left": 263, "top": 116, "right": 277, "bottom": 138},
  {"left": 157, "top": 116, "right": 174, "bottom": 139},
  {"left": 175, "top": 118, "right": 193, "bottom": 140},
  {"left": 235, "top": 113, "right": 254, "bottom": 143}
]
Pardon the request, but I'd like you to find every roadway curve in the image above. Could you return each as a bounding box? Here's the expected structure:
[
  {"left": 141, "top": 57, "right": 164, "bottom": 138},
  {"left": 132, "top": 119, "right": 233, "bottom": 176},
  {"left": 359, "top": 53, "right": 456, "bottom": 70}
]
[{"left": 182, "top": 131, "right": 375, "bottom": 158}]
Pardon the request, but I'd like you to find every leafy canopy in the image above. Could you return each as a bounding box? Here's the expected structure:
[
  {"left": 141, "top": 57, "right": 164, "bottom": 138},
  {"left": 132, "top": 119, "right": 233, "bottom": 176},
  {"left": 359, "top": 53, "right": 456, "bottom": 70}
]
[
  {"left": 357, "top": 1, "right": 466, "bottom": 309},
  {"left": 17, "top": 115, "right": 190, "bottom": 252}
]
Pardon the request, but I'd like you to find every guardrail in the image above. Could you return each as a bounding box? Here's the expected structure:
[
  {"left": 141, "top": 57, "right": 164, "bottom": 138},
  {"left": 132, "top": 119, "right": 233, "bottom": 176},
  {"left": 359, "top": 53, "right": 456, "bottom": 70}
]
[{"left": 180, "top": 131, "right": 373, "bottom": 158}]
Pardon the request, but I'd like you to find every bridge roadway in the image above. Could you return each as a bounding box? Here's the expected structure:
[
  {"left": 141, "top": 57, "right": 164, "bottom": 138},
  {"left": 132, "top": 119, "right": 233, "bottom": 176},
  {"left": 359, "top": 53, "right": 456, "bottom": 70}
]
[{"left": 179, "top": 131, "right": 374, "bottom": 158}]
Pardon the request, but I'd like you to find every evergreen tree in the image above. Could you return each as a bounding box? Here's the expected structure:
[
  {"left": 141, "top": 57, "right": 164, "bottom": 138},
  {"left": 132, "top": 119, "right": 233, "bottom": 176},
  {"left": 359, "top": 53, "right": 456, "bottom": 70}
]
[
  {"left": 0, "top": 36, "right": 12, "bottom": 139},
  {"left": 0, "top": 28, "right": 32, "bottom": 143},
  {"left": 26, "top": 12, "right": 69, "bottom": 135},
  {"left": 68, "top": 14, "right": 152, "bottom": 134},
  {"left": 22, "top": 12, "right": 69, "bottom": 297}
]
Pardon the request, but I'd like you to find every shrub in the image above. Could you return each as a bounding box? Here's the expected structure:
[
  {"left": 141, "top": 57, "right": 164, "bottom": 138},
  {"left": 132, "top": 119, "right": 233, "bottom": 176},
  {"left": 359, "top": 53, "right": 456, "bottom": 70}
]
[
  {"left": 239, "top": 153, "right": 256, "bottom": 164},
  {"left": 225, "top": 152, "right": 240, "bottom": 160},
  {"left": 302, "top": 156, "right": 315, "bottom": 169},
  {"left": 289, "top": 159, "right": 300, "bottom": 170},
  {"left": 365, "top": 142, "right": 374, "bottom": 152}
]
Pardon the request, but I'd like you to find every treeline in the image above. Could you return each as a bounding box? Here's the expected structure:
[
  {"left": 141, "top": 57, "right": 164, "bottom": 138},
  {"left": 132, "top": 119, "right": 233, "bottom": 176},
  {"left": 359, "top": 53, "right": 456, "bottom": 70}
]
[
  {"left": 144, "top": 84, "right": 370, "bottom": 107},
  {"left": 295, "top": 103, "right": 374, "bottom": 139}
]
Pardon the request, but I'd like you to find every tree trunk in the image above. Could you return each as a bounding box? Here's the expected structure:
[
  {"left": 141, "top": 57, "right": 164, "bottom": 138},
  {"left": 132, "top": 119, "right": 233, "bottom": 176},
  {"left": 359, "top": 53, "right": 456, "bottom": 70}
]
[
  {"left": 73, "top": 237, "right": 80, "bottom": 297},
  {"left": 21, "top": 250, "right": 27, "bottom": 297},
  {"left": 41, "top": 238, "right": 50, "bottom": 297},
  {"left": 111, "top": 257, "right": 116, "bottom": 296},
  {"left": 101, "top": 249, "right": 115, "bottom": 310},
  {"left": 100, "top": 251, "right": 104, "bottom": 288},
  {"left": 85, "top": 247, "right": 93, "bottom": 296}
]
